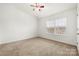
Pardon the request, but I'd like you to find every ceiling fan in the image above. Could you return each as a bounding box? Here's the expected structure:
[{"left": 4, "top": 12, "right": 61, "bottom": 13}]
[{"left": 30, "top": 3, "right": 44, "bottom": 11}]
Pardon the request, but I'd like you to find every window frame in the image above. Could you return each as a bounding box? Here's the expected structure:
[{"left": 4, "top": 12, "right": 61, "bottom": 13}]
[{"left": 46, "top": 17, "right": 67, "bottom": 35}]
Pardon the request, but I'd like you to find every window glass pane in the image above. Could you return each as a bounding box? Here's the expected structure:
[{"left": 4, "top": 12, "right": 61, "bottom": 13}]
[
  {"left": 46, "top": 20, "right": 55, "bottom": 33},
  {"left": 55, "top": 18, "right": 66, "bottom": 34}
]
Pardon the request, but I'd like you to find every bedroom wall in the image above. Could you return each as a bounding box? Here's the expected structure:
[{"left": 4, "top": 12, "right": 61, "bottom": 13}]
[
  {"left": 77, "top": 4, "right": 79, "bottom": 53},
  {"left": 39, "top": 8, "right": 77, "bottom": 46},
  {"left": 0, "top": 4, "right": 37, "bottom": 44}
]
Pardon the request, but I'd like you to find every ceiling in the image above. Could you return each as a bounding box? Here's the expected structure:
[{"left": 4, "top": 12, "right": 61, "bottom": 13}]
[{"left": 14, "top": 3, "right": 77, "bottom": 18}]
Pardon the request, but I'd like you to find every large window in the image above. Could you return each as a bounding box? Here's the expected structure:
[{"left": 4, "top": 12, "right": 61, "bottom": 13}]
[{"left": 46, "top": 17, "right": 67, "bottom": 35}]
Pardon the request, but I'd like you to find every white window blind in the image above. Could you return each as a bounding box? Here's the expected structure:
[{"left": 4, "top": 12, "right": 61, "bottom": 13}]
[{"left": 46, "top": 20, "right": 55, "bottom": 28}]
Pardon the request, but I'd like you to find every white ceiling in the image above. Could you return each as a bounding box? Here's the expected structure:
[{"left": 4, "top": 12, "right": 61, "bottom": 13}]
[{"left": 14, "top": 3, "right": 77, "bottom": 18}]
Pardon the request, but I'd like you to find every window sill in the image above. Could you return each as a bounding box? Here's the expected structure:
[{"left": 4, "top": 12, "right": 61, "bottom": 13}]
[{"left": 48, "top": 33, "right": 64, "bottom": 36}]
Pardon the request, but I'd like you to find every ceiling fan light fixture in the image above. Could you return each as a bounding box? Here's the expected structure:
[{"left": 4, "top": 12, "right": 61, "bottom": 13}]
[{"left": 30, "top": 3, "right": 45, "bottom": 11}]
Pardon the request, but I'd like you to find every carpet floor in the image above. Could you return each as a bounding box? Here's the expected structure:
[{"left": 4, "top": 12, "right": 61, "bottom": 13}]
[{"left": 0, "top": 37, "right": 78, "bottom": 56}]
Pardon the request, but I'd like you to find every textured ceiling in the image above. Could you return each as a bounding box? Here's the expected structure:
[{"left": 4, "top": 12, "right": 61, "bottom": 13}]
[{"left": 15, "top": 3, "right": 77, "bottom": 18}]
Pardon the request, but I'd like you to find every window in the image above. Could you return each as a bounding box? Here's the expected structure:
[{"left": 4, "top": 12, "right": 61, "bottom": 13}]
[{"left": 46, "top": 17, "right": 67, "bottom": 35}]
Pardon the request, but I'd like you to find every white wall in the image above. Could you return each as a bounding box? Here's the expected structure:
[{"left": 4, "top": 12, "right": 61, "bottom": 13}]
[
  {"left": 77, "top": 4, "right": 79, "bottom": 53},
  {"left": 0, "top": 4, "right": 37, "bottom": 44},
  {"left": 39, "top": 8, "right": 77, "bottom": 46}
]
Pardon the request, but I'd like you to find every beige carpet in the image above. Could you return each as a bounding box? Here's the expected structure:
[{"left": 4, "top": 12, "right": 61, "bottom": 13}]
[{"left": 0, "top": 37, "right": 78, "bottom": 56}]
